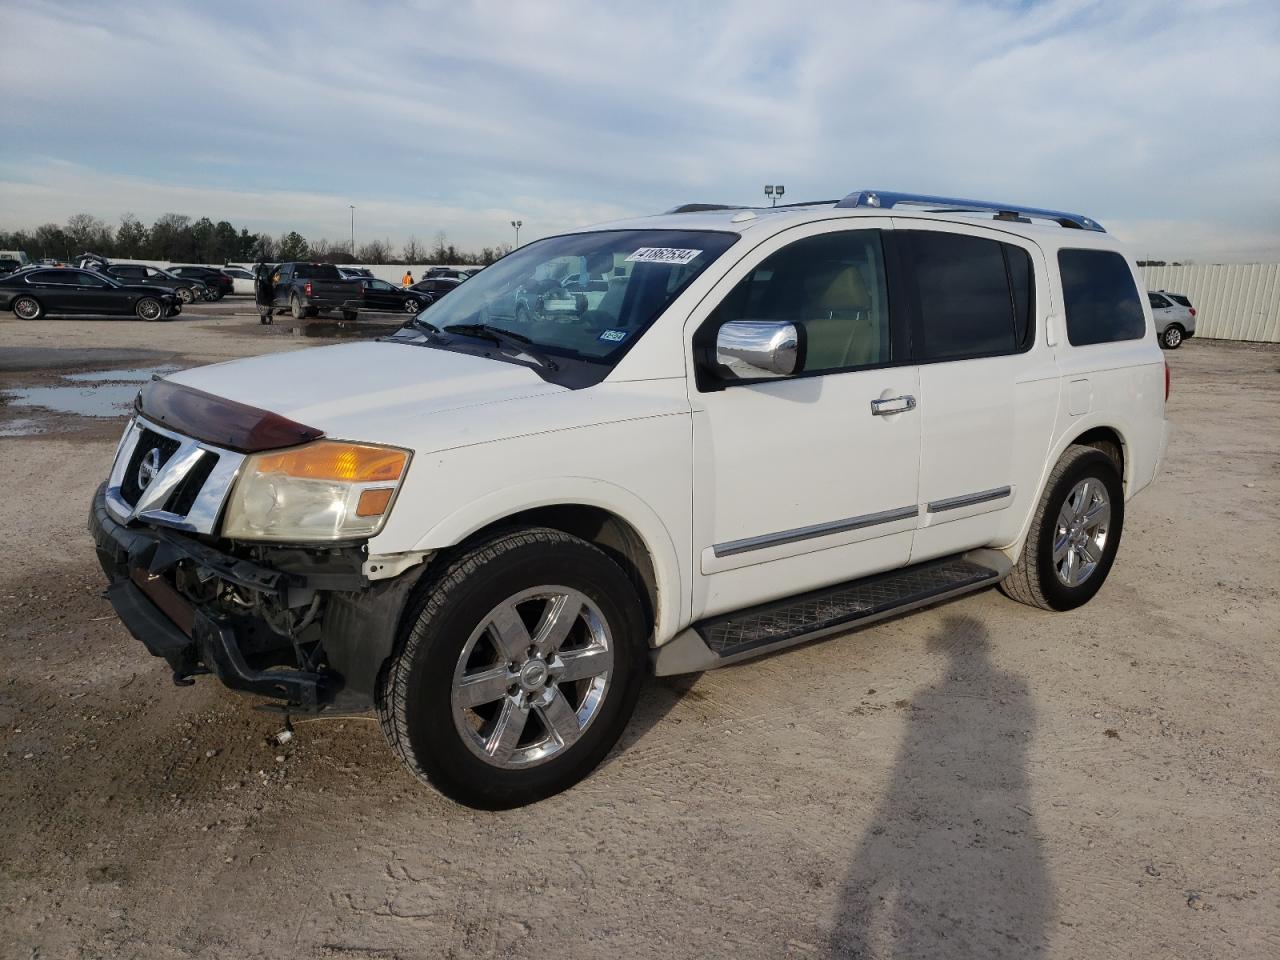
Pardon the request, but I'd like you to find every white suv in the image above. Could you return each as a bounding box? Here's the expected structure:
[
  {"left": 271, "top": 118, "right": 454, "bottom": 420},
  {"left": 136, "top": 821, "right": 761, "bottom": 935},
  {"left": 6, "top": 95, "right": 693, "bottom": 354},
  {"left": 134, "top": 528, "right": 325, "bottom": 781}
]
[{"left": 90, "top": 189, "right": 1170, "bottom": 807}]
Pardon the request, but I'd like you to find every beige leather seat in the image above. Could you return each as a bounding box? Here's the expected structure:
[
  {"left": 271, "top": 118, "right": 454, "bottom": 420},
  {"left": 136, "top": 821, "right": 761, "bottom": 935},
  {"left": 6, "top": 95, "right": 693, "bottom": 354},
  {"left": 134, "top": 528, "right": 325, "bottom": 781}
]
[{"left": 800, "top": 264, "right": 880, "bottom": 370}]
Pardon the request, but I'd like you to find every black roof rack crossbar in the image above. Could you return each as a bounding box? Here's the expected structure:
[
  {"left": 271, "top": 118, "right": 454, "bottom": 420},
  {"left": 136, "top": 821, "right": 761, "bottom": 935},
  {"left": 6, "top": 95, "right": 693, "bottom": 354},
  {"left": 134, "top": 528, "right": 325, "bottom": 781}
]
[{"left": 834, "top": 190, "right": 1105, "bottom": 232}]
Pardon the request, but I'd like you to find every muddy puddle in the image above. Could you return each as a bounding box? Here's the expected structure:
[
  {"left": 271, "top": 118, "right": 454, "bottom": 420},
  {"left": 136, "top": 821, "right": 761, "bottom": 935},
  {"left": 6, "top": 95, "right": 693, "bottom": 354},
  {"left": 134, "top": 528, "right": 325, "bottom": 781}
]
[{"left": 0, "top": 365, "right": 182, "bottom": 435}]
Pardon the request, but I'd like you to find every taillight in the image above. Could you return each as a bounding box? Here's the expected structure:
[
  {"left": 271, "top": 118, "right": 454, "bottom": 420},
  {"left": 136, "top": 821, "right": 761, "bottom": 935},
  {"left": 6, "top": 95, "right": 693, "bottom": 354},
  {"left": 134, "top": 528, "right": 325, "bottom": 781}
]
[
  {"left": 305, "top": 280, "right": 313, "bottom": 297},
  {"left": 1189, "top": 307, "right": 1196, "bottom": 317},
  {"left": 1164, "top": 359, "right": 1171, "bottom": 401}
]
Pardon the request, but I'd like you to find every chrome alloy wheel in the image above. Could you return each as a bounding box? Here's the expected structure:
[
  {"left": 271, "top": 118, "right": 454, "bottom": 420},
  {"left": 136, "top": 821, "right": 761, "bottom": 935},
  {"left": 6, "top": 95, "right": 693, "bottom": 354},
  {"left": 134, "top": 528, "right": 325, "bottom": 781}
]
[
  {"left": 136, "top": 298, "right": 162, "bottom": 320},
  {"left": 1053, "top": 477, "right": 1111, "bottom": 587},
  {"left": 1163, "top": 326, "right": 1182, "bottom": 348},
  {"left": 14, "top": 297, "right": 40, "bottom": 319},
  {"left": 403, "top": 299, "right": 420, "bottom": 313},
  {"left": 451, "top": 586, "right": 613, "bottom": 769}
]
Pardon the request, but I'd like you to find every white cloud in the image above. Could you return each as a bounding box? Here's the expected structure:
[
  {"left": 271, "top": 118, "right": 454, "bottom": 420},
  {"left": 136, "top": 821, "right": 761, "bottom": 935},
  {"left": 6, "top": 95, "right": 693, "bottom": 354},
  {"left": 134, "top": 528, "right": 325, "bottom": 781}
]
[{"left": 1, "top": 0, "right": 1277, "bottom": 259}]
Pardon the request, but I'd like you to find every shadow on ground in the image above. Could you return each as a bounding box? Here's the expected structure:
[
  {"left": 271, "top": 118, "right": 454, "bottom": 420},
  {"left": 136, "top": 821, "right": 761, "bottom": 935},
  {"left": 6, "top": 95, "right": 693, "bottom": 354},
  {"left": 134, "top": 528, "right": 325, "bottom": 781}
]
[{"left": 829, "top": 614, "right": 1053, "bottom": 958}]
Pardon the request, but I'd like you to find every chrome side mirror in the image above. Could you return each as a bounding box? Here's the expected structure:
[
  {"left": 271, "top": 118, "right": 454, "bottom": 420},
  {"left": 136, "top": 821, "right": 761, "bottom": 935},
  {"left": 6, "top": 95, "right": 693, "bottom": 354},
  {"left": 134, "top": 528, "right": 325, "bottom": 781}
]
[{"left": 715, "top": 320, "right": 804, "bottom": 380}]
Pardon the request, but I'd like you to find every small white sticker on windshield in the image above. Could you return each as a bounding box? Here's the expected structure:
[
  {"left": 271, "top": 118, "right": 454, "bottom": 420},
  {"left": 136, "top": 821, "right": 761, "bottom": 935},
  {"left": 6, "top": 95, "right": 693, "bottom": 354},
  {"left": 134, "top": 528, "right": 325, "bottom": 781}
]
[{"left": 625, "top": 247, "right": 702, "bottom": 265}]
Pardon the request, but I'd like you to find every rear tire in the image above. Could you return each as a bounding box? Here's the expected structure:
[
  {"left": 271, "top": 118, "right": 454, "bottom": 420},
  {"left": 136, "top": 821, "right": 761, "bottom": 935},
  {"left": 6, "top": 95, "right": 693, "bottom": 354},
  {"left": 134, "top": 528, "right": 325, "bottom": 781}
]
[
  {"left": 177, "top": 286, "right": 194, "bottom": 304},
  {"left": 378, "top": 527, "right": 646, "bottom": 809},
  {"left": 135, "top": 297, "right": 163, "bottom": 322},
  {"left": 290, "top": 294, "right": 305, "bottom": 321},
  {"left": 1000, "top": 446, "right": 1124, "bottom": 611},
  {"left": 1161, "top": 324, "right": 1184, "bottom": 349},
  {"left": 13, "top": 296, "right": 42, "bottom": 320}
]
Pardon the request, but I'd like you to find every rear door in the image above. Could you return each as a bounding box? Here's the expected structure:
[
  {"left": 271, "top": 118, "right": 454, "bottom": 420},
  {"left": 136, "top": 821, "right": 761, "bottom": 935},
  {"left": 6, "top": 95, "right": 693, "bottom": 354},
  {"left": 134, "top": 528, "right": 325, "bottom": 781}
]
[
  {"left": 892, "top": 220, "right": 1059, "bottom": 561},
  {"left": 689, "top": 222, "right": 921, "bottom": 619},
  {"left": 24, "top": 270, "right": 77, "bottom": 312}
]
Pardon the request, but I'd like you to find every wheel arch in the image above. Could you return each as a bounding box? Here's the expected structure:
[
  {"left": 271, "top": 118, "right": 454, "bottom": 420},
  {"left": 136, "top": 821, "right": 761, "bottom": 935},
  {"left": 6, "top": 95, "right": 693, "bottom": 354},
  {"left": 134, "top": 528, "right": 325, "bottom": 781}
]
[
  {"left": 1002, "top": 419, "right": 1133, "bottom": 563},
  {"left": 460, "top": 505, "right": 660, "bottom": 643},
  {"left": 408, "top": 481, "right": 686, "bottom": 646}
]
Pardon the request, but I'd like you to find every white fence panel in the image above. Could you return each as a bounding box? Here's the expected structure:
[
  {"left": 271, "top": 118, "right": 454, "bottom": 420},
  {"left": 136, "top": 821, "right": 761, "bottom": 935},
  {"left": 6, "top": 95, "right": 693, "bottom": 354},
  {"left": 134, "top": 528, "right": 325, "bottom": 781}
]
[{"left": 1141, "top": 263, "right": 1280, "bottom": 343}]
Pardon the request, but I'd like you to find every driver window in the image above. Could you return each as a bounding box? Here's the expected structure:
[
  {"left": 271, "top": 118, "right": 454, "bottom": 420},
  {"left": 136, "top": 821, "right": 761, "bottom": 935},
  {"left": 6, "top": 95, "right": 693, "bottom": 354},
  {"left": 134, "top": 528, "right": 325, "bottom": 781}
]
[{"left": 708, "top": 230, "right": 891, "bottom": 374}]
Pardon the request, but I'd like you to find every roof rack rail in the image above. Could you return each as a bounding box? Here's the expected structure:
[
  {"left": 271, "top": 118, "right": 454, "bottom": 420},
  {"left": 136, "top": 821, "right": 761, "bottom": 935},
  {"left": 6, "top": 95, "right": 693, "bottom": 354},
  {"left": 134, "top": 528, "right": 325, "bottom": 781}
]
[
  {"left": 834, "top": 190, "right": 1105, "bottom": 232},
  {"left": 664, "top": 203, "right": 748, "bottom": 214}
]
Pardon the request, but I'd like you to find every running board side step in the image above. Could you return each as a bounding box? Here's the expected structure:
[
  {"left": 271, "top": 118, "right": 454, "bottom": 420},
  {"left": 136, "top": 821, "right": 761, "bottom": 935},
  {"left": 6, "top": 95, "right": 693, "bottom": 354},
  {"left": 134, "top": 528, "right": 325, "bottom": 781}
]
[{"left": 652, "top": 549, "right": 1011, "bottom": 676}]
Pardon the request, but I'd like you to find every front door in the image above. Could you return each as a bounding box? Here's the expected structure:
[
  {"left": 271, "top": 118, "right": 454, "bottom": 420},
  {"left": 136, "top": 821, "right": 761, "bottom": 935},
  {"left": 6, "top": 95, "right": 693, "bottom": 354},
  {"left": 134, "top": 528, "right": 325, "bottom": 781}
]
[{"left": 689, "top": 224, "right": 921, "bottom": 620}]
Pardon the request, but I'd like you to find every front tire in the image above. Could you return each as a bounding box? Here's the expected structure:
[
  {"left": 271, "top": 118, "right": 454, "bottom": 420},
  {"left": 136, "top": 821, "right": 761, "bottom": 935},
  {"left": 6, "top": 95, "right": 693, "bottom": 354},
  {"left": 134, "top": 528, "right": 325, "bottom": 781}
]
[
  {"left": 404, "top": 299, "right": 421, "bottom": 314},
  {"left": 1000, "top": 446, "right": 1124, "bottom": 611},
  {"left": 13, "top": 296, "right": 43, "bottom": 320},
  {"left": 1161, "top": 324, "right": 1184, "bottom": 349},
  {"left": 378, "top": 527, "right": 646, "bottom": 809}
]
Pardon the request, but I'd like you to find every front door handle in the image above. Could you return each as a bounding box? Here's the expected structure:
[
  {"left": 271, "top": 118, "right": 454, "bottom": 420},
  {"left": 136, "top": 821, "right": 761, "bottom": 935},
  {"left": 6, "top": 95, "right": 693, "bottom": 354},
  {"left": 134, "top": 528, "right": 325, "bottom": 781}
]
[{"left": 870, "top": 395, "right": 917, "bottom": 416}]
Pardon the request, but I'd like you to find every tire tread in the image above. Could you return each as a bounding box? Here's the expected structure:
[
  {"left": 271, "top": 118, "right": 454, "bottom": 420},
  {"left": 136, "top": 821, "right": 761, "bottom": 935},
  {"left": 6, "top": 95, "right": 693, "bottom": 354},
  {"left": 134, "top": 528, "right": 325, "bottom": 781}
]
[
  {"left": 1000, "top": 445, "right": 1102, "bottom": 610},
  {"left": 376, "top": 526, "right": 618, "bottom": 792}
]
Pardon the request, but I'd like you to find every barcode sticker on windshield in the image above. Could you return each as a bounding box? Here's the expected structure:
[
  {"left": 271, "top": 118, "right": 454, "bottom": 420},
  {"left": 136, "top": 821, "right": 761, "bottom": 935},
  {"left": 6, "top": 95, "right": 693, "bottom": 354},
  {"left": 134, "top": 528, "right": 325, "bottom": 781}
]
[{"left": 626, "top": 247, "right": 702, "bottom": 265}]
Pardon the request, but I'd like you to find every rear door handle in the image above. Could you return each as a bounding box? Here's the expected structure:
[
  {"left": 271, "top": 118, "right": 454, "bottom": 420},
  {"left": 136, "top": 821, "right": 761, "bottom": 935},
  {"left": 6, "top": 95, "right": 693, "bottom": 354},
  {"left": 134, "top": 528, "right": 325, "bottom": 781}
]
[{"left": 870, "top": 395, "right": 917, "bottom": 416}]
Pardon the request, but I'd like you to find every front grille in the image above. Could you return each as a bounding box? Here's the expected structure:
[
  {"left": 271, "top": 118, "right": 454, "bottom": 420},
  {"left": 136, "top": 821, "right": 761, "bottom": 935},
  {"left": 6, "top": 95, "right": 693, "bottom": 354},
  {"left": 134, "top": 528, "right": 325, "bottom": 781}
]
[
  {"left": 120, "top": 429, "right": 181, "bottom": 506},
  {"left": 166, "top": 451, "right": 219, "bottom": 515}
]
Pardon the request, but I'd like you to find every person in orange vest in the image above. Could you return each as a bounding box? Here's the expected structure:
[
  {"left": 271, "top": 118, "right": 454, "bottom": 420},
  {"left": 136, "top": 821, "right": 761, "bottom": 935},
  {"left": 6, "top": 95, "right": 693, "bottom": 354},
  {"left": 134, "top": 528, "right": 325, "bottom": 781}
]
[{"left": 402, "top": 270, "right": 413, "bottom": 287}]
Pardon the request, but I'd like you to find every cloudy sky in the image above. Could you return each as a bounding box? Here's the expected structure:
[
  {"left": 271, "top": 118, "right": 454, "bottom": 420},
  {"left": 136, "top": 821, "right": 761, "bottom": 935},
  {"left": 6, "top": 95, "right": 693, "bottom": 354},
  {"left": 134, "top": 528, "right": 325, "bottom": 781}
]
[{"left": 2, "top": 0, "right": 1278, "bottom": 261}]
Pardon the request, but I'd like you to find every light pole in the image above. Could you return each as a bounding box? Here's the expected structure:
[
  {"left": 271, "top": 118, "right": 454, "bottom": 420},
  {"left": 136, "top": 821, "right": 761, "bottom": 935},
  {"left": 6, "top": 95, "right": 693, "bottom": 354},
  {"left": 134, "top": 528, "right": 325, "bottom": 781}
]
[
  {"left": 511, "top": 219, "right": 522, "bottom": 247},
  {"left": 349, "top": 205, "right": 356, "bottom": 259},
  {"left": 763, "top": 184, "right": 786, "bottom": 207}
]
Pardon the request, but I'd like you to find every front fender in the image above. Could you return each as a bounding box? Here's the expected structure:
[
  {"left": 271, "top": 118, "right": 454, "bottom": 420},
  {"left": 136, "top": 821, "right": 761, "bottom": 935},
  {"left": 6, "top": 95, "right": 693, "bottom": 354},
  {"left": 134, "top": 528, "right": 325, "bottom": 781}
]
[{"left": 410, "top": 477, "right": 688, "bottom": 646}]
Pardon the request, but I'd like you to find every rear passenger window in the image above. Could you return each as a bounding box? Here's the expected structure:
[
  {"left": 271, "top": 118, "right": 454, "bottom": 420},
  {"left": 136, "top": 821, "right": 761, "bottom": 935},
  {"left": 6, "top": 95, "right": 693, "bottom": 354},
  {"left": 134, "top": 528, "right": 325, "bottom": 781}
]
[
  {"left": 706, "top": 230, "right": 892, "bottom": 374},
  {"left": 905, "top": 231, "right": 1032, "bottom": 361},
  {"left": 1058, "top": 249, "right": 1145, "bottom": 345}
]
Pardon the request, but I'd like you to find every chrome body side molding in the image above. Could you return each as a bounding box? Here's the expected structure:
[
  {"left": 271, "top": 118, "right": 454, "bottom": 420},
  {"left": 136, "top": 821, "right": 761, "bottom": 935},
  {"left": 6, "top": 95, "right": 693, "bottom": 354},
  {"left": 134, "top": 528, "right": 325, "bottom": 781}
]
[
  {"left": 712, "top": 504, "right": 919, "bottom": 558},
  {"left": 926, "top": 486, "right": 1013, "bottom": 514}
]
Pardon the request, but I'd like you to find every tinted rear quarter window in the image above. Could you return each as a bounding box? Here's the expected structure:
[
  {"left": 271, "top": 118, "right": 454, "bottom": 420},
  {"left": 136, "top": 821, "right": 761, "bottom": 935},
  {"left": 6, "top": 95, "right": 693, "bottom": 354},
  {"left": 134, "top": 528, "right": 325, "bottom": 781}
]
[{"left": 1058, "top": 249, "right": 1145, "bottom": 346}]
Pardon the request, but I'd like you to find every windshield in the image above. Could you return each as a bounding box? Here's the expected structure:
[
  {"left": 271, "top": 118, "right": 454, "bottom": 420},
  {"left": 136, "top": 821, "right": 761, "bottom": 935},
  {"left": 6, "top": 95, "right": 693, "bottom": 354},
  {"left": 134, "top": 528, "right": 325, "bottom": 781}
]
[{"left": 407, "top": 229, "right": 737, "bottom": 366}]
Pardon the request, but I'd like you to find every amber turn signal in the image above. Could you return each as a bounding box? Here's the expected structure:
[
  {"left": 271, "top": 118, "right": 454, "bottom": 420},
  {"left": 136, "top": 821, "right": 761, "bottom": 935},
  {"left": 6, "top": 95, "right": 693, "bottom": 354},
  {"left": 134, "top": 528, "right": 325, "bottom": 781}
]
[
  {"left": 254, "top": 441, "right": 408, "bottom": 483},
  {"left": 356, "top": 488, "right": 395, "bottom": 517}
]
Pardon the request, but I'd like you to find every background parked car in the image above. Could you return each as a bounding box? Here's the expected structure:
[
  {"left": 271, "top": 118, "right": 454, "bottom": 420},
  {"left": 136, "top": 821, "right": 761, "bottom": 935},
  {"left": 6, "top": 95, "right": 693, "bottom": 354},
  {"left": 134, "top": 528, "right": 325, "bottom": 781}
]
[
  {"left": 423, "top": 267, "right": 472, "bottom": 281},
  {"left": 358, "top": 277, "right": 425, "bottom": 314},
  {"left": 219, "top": 266, "right": 256, "bottom": 295},
  {"left": 0, "top": 267, "right": 181, "bottom": 320},
  {"left": 1148, "top": 290, "right": 1196, "bottom": 349},
  {"left": 103, "top": 263, "right": 210, "bottom": 303},
  {"left": 0, "top": 257, "right": 23, "bottom": 276},
  {"left": 266, "top": 262, "right": 364, "bottom": 320},
  {"left": 408, "top": 276, "right": 462, "bottom": 303},
  {"left": 167, "top": 265, "right": 233, "bottom": 300},
  {"left": 339, "top": 267, "right": 374, "bottom": 280}
]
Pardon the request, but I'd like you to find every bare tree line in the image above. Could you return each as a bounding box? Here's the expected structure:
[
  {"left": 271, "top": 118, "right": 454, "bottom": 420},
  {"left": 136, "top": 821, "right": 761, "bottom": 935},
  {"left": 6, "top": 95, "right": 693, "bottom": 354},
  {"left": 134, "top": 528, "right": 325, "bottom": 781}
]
[{"left": 0, "top": 212, "right": 513, "bottom": 265}]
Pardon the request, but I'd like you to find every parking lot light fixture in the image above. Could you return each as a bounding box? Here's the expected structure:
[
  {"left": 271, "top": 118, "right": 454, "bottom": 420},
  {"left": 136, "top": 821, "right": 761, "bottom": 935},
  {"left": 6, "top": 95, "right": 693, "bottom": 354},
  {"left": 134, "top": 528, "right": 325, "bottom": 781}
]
[{"left": 511, "top": 220, "right": 523, "bottom": 247}]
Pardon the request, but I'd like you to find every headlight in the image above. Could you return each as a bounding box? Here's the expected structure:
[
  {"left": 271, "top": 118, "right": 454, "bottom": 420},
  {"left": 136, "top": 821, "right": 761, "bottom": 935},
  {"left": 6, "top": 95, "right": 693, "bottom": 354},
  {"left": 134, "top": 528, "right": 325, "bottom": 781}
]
[{"left": 222, "top": 440, "right": 411, "bottom": 541}]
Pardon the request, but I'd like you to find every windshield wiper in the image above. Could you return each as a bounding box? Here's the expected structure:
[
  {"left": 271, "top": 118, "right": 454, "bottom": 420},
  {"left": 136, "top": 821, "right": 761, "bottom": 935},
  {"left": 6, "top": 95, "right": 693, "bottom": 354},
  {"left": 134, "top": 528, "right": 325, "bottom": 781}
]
[
  {"left": 408, "top": 315, "right": 443, "bottom": 336},
  {"left": 443, "top": 323, "right": 558, "bottom": 371}
]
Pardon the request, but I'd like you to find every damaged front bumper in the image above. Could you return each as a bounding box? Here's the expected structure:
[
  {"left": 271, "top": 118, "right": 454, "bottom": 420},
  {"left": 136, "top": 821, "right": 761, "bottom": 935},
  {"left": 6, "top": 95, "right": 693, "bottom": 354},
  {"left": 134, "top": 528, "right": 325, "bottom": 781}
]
[{"left": 89, "top": 483, "right": 416, "bottom": 712}]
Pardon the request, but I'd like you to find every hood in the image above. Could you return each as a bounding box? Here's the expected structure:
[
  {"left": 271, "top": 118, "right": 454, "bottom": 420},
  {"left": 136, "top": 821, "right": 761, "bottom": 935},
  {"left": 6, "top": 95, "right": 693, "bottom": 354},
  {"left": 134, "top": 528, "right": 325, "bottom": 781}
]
[{"left": 165, "top": 341, "right": 565, "bottom": 440}]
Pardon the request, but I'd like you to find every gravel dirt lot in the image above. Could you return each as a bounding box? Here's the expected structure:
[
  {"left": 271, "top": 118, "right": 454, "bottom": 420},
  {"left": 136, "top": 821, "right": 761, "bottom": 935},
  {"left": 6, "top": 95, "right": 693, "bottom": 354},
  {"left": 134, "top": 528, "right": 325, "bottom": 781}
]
[{"left": 1, "top": 309, "right": 1277, "bottom": 959}]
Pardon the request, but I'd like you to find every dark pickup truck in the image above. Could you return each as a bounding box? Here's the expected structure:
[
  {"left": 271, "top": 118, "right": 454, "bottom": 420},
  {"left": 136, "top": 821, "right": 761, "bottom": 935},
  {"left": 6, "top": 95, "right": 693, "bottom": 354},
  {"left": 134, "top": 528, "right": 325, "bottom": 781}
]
[{"left": 268, "top": 262, "right": 364, "bottom": 320}]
